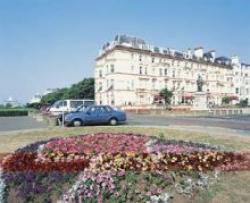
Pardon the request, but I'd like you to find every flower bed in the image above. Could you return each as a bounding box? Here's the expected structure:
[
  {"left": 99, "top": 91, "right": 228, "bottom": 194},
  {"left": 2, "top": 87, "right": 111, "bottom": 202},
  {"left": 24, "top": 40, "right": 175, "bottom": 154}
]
[{"left": 1, "top": 133, "right": 250, "bottom": 202}]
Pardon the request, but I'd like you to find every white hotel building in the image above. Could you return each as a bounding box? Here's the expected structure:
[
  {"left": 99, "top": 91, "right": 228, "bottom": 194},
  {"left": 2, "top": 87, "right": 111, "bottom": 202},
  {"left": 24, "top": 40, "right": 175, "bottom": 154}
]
[{"left": 95, "top": 35, "right": 250, "bottom": 107}]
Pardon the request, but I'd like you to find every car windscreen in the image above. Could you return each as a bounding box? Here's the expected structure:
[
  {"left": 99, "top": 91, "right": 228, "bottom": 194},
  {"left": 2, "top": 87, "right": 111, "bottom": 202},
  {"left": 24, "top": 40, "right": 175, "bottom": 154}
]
[{"left": 51, "top": 100, "right": 65, "bottom": 108}]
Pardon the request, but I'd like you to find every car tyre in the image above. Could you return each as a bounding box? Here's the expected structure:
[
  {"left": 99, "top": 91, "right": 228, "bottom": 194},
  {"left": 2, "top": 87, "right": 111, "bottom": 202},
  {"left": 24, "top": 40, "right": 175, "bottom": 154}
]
[
  {"left": 109, "top": 118, "right": 118, "bottom": 126},
  {"left": 73, "top": 119, "right": 83, "bottom": 127}
]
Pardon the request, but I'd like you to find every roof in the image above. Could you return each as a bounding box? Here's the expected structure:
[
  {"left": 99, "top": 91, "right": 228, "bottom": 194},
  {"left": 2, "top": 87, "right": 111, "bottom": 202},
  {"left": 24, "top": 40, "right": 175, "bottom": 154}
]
[
  {"left": 215, "top": 56, "right": 231, "bottom": 61},
  {"left": 96, "top": 45, "right": 233, "bottom": 70},
  {"left": 203, "top": 52, "right": 213, "bottom": 59},
  {"left": 194, "top": 47, "right": 204, "bottom": 50}
]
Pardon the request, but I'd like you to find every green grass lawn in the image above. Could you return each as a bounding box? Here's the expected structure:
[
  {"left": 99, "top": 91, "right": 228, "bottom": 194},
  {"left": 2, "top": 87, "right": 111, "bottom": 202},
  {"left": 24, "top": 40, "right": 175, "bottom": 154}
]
[{"left": 1, "top": 126, "right": 250, "bottom": 203}]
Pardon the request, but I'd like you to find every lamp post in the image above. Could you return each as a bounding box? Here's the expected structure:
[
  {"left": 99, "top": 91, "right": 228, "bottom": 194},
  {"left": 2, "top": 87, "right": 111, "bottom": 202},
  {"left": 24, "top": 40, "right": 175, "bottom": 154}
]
[
  {"left": 181, "top": 87, "right": 185, "bottom": 104},
  {"left": 206, "top": 89, "right": 210, "bottom": 108}
]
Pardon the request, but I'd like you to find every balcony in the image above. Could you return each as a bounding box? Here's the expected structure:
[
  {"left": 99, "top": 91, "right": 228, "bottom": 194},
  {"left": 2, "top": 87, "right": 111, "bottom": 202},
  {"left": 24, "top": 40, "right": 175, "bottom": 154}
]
[{"left": 136, "top": 88, "right": 149, "bottom": 93}]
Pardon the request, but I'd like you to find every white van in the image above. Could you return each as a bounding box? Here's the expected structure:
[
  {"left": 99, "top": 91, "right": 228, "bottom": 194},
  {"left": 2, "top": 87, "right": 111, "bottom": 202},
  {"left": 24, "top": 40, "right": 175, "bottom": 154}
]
[{"left": 49, "top": 99, "right": 95, "bottom": 116}]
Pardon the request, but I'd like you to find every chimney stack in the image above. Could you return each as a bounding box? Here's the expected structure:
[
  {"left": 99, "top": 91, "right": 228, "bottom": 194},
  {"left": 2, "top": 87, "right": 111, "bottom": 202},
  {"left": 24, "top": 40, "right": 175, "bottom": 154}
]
[{"left": 194, "top": 47, "right": 204, "bottom": 59}]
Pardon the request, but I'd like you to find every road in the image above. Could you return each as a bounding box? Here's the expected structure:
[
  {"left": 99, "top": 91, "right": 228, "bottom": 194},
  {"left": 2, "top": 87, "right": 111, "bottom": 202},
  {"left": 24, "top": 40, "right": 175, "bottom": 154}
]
[
  {"left": 0, "top": 114, "right": 249, "bottom": 136},
  {"left": 127, "top": 114, "right": 250, "bottom": 136},
  {"left": 127, "top": 114, "right": 250, "bottom": 130}
]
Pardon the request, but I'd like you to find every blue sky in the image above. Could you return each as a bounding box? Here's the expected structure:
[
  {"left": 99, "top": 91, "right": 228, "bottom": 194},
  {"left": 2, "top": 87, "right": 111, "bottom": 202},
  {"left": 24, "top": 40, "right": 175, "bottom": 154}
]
[{"left": 0, "top": 0, "right": 249, "bottom": 103}]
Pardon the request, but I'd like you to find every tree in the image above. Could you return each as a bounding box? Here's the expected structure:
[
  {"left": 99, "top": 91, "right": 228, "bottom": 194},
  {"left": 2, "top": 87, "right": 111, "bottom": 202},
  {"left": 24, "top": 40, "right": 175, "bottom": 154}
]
[
  {"left": 160, "top": 88, "right": 173, "bottom": 106},
  {"left": 5, "top": 103, "right": 12, "bottom": 108},
  {"left": 222, "top": 96, "right": 230, "bottom": 104},
  {"left": 40, "top": 78, "right": 95, "bottom": 106}
]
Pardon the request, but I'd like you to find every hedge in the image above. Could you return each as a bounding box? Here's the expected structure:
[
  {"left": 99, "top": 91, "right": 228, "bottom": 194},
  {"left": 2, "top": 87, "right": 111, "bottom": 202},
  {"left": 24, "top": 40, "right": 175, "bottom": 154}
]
[{"left": 0, "top": 109, "right": 28, "bottom": 117}]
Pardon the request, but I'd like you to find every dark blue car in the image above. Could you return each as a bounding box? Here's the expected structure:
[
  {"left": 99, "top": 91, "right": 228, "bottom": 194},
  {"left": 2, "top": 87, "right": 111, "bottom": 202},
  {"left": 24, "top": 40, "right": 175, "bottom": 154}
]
[{"left": 64, "top": 105, "right": 127, "bottom": 127}]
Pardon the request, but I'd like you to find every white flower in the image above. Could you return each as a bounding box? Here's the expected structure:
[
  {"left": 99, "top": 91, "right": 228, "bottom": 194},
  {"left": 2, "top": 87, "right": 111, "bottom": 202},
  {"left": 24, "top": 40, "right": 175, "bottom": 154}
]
[
  {"left": 0, "top": 168, "right": 6, "bottom": 203},
  {"left": 150, "top": 193, "right": 171, "bottom": 203}
]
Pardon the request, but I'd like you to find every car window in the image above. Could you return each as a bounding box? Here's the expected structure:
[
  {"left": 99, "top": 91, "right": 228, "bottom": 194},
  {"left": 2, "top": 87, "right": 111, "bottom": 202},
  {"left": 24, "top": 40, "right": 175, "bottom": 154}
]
[
  {"left": 84, "top": 101, "right": 95, "bottom": 107},
  {"left": 99, "top": 107, "right": 107, "bottom": 113},
  {"left": 90, "top": 106, "right": 98, "bottom": 113},
  {"left": 70, "top": 101, "right": 83, "bottom": 108},
  {"left": 55, "top": 101, "right": 66, "bottom": 108},
  {"left": 52, "top": 101, "right": 61, "bottom": 108},
  {"left": 105, "top": 106, "right": 113, "bottom": 112}
]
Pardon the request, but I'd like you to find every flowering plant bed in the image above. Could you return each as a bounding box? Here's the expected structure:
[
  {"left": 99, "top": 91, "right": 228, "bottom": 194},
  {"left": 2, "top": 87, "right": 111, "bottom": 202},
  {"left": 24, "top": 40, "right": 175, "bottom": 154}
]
[{"left": 1, "top": 133, "right": 250, "bottom": 203}]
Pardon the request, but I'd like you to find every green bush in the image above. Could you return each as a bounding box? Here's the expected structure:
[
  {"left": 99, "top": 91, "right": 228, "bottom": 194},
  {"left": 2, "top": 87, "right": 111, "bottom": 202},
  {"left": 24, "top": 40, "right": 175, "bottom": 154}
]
[
  {"left": 238, "top": 99, "right": 249, "bottom": 108},
  {"left": 0, "top": 109, "right": 28, "bottom": 117}
]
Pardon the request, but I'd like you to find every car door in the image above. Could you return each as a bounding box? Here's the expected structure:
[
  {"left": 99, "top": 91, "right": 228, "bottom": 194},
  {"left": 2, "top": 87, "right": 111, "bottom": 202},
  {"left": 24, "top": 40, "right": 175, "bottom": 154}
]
[
  {"left": 84, "top": 106, "right": 100, "bottom": 124},
  {"left": 98, "top": 106, "right": 113, "bottom": 124}
]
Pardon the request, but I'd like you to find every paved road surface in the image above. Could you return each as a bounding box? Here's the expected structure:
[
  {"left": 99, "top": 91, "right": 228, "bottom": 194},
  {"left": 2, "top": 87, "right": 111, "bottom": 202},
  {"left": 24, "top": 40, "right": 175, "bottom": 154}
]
[
  {"left": 127, "top": 114, "right": 250, "bottom": 132},
  {"left": 0, "top": 116, "right": 47, "bottom": 132}
]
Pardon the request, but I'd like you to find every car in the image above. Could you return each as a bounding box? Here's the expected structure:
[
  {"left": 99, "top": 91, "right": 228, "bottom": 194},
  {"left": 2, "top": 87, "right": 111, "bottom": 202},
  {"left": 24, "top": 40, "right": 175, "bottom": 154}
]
[
  {"left": 63, "top": 105, "right": 127, "bottom": 127},
  {"left": 56, "top": 102, "right": 95, "bottom": 125},
  {"left": 49, "top": 99, "right": 95, "bottom": 116}
]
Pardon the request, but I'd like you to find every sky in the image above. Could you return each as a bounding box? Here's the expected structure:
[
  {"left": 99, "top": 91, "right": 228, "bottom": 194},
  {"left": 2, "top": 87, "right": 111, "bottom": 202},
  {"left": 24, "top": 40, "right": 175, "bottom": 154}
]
[{"left": 0, "top": 0, "right": 250, "bottom": 103}]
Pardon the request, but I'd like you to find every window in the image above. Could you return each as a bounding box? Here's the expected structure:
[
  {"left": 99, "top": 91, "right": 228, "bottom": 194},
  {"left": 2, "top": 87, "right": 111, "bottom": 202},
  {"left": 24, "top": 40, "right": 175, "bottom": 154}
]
[
  {"left": 84, "top": 101, "right": 95, "bottom": 107},
  {"left": 173, "top": 70, "right": 175, "bottom": 78},
  {"left": 110, "top": 64, "right": 115, "bottom": 73},
  {"left": 145, "top": 67, "right": 148, "bottom": 75},
  {"left": 152, "top": 68, "right": 155, "bottom": 75},
  {"left": 159, "top": 68, "right": 162, "bottom": 76},
  {"left": 164, "top": 68, "right": 167, "bottom": 76},
  {"left": 139, "top": 66, "right": 143, "bottom": 75},
  {"left": 131, "top": 80, "right": 134, "bottom": 89},
  {"left": 89, "top": 106, "right": 98, "bottom": 113},
  {"left": 70, "top": 101, "right": 83, "bottom": 108},
  {"left": 107, "top": 80, "right": 109, "bottom": 88},
  {"left": 152, "top": 57, "right": 155, "bottom": 63},
  {"left": 236, "top": 88, "right": 239, "bottom": 94},
  {"left": 139, "top": 55, "right": 142, "bottom": 61},
  {"left": 99, "top": 106, "right": 108, "bottom": 113},
  {"left": 98, "top": 82, "right": 102, "bottom": 91},
  {"left": 99, "top": 70, "right": 103, "bottom": 77}
]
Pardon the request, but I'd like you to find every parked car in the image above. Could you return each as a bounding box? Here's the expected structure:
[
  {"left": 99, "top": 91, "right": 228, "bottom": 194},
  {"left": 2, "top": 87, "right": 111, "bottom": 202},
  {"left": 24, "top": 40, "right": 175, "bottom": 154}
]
[
  {"left": 49, "top": 99, "right": 95, "bottom": 116},
  {"left": 64, "top": 105, "right": 127, "bottom": 127}
]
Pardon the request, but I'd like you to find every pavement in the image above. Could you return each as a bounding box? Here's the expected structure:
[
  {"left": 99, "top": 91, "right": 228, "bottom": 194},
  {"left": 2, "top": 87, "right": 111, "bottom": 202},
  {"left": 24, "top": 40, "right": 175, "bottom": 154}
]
[{"left": 0, "top": 116, "right": 47, "bottom": 133}]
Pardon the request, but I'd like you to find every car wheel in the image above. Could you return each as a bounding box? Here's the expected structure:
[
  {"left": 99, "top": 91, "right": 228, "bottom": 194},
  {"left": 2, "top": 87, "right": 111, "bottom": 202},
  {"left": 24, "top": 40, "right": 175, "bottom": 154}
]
[
  {"left": 109, "top": 118, "right": 118, "bottom": 126},
  {"left": 73, "top": 119, "right": 82, "bottom": 127}
]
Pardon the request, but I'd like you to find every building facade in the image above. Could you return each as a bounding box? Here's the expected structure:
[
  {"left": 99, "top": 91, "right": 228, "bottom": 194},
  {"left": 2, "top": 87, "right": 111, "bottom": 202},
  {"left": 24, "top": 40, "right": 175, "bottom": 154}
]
[{"left": 95, "top": 35, "right": 250, "bottom": 107}]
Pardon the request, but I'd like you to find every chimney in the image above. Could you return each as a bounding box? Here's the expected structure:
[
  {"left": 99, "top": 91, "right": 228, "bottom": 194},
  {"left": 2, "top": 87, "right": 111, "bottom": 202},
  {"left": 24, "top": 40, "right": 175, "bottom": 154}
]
[
  {"left": 187, "top": 48, "right": 192, "bottom": 59},
  {"left": 231, "top": 55, "right": 240, "bottom": 65},
  {"left": 194, "top": 47, "right": 204, "bottom": 59},
  {"left": 209, "top": 50, "right": 216, "bottom": 62}
]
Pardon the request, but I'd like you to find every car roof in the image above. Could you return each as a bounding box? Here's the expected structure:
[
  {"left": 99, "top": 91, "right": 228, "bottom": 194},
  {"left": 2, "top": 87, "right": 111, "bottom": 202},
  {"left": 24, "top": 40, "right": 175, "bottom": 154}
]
[{"left": 88, "top": 105, "right": 111, "bottom": 108}]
